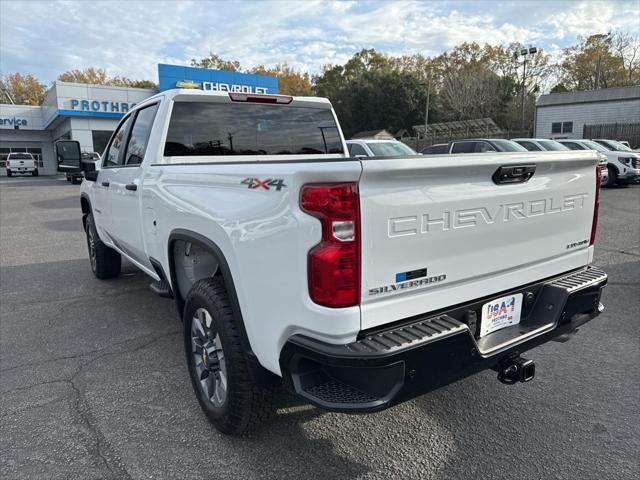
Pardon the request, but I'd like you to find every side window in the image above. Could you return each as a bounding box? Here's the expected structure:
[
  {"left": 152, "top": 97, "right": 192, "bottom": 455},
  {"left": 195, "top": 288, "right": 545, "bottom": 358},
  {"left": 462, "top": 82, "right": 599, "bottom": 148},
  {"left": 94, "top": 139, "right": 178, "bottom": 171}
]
[
  {"left": 103, "top": 116, "right": 132, "bottom": 167},
  {"left": 518, "top": 141, "right": 541, "bottom": 151},
  {"left": 451, "top": 142, "right": 475, "bottom": 154},
  {"left": 562, "top": 142, "right": 582, "bottom": 150},
  {"left": 124, "top": 104, "right": 159, "bottom": 166},
  {"left": 475, "top": 142, "right": 496, "bottom": 153},
  {"left": 348, "top": 143, "right": 368, "bottom": 156}
]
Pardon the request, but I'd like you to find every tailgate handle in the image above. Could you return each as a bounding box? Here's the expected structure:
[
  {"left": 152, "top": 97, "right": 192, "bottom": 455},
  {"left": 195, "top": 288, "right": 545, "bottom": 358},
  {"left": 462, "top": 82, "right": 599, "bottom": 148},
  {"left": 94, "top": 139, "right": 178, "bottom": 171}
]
[{"left": 493, "top": 164, "right": 536, "bottom": 185}]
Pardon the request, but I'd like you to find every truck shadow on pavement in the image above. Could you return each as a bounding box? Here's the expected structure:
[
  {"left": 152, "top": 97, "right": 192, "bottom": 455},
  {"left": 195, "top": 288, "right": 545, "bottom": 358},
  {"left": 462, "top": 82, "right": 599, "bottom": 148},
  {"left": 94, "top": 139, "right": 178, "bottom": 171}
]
[{"left": 31, "top": 195, "right": 80, "bottom": 210}]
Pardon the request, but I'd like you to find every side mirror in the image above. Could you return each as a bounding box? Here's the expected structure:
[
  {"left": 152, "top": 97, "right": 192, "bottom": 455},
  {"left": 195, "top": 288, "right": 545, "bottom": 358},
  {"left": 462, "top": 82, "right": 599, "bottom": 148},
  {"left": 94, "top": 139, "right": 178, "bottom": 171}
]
[
  {"left": 55, "top": 140, "right": 82, "bottom": 173},
  {"left": 82, "top": 159, "right": 98, "bottom": 181}
]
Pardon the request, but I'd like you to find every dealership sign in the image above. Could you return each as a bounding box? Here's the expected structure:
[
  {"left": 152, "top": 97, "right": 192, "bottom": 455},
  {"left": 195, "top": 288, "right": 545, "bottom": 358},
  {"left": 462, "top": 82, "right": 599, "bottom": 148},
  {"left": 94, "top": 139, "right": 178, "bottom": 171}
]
[
  {"left": 159, "top": 64, "right": 278, "bottom": 95},
  {"left": 1, "top": 117, "right": 28, "bottom": 127},
  {"left": 69, "top": 99, "right": 134, "bottom": 113}
]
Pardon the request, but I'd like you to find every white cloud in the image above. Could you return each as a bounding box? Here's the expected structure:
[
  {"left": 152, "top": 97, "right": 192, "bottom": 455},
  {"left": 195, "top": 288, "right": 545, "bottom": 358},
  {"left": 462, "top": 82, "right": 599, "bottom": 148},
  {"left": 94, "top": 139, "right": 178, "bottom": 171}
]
[{"left": 0, "top": 0, "right": 638, "bottom": 83}]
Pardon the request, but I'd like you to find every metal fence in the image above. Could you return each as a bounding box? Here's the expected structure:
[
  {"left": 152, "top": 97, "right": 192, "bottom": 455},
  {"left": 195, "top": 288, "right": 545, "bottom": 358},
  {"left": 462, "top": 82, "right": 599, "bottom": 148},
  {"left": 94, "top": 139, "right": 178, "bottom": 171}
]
[
  {"left": 401, "top": 130, "right": 531, "bottom": 152},
  {"left": 583, "top": 122, "right": 640, "bottom": 149}
]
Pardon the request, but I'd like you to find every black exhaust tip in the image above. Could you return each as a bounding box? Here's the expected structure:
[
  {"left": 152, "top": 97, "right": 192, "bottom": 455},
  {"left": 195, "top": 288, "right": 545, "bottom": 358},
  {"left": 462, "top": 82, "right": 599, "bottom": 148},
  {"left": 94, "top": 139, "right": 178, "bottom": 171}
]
[{"left": 496, "top": 355, "right": 535, "bottom": 384}]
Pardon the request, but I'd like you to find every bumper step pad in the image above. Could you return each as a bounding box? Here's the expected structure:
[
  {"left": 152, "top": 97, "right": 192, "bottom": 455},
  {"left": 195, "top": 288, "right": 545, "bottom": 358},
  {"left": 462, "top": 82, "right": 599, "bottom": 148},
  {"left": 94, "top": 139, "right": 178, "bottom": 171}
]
[{"left": 348, "top": 315, "right": 466, "bottom": 354}]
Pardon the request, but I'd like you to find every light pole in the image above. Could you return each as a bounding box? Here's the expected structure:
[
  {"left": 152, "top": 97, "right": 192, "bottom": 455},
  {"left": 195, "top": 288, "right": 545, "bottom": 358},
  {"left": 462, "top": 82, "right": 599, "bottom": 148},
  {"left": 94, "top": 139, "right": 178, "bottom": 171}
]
[
  {"left": 515, "top": 46, "right": 537, "bottom": 131},
  {"left": 421, "top": 70, "right": 432, "bottom": 143}
]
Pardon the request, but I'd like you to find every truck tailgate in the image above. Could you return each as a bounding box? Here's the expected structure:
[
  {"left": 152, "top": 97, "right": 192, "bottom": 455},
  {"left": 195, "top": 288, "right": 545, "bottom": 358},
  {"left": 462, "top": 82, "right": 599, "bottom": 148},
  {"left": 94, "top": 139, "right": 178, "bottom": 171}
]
[{"left": 359, "top": 151, "right": 598, "bottom": 330}]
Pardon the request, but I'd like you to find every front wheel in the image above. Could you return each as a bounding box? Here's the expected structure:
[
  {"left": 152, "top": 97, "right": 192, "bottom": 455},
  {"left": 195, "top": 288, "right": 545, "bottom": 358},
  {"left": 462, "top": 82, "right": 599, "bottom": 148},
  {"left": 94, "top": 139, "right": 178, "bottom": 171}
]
[
  {"left": 85, "top": 213, "right": 121, "bottom": 279},
  {"left": 184, "top": 278, "right": 276, "bottom": 435}
]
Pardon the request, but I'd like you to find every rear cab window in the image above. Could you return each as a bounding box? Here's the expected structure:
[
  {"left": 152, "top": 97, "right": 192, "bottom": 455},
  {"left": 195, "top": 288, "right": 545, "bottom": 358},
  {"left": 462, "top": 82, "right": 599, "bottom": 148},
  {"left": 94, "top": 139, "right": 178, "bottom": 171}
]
[
  {"left": 164, "top": 102, "right": 344, "bottom": 156},
  {"left": 7, "top": 153, "right": 33, "bottom": 160}
]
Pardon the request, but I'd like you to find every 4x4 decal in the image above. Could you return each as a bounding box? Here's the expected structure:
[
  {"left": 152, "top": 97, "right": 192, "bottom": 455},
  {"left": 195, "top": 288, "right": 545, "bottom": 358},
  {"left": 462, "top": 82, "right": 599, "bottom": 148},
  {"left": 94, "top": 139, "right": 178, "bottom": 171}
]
[{"left": 241, "top": 178, "right": 287, "bottom": 191}]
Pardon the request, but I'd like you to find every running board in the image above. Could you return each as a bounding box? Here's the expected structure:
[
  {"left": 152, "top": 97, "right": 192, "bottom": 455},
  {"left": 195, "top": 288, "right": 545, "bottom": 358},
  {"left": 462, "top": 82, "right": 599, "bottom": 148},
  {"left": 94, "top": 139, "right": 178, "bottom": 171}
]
[{"left": 150, "top": 279, "right": 173, "bottom": 298}]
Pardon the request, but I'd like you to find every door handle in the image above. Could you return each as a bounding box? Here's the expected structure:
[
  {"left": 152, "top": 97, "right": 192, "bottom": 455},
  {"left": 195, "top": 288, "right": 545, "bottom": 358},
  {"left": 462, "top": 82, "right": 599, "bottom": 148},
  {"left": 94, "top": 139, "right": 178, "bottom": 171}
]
[
  {"left": 101, "top": 181, "right": 110, "bottom": 187},
  {"left": 492, "top": 165, "right": 536, "bottom": 185},
  {"left": 125, "top": 183, "right": 138, "bottom": 191}
]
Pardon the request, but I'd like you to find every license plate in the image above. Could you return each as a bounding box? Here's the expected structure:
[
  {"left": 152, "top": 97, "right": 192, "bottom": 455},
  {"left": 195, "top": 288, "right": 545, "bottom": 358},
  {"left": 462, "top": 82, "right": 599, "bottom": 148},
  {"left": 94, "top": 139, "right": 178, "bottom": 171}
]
[{"left": 480, "top": 293, "right": 523, "bottom": 337}]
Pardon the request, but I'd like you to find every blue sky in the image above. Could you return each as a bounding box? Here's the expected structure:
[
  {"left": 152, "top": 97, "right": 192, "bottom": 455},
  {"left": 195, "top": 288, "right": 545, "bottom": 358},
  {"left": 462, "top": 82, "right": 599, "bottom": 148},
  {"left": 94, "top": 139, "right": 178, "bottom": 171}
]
[{"left": 1, "top": 0, "right": 639, "bottom": 84}]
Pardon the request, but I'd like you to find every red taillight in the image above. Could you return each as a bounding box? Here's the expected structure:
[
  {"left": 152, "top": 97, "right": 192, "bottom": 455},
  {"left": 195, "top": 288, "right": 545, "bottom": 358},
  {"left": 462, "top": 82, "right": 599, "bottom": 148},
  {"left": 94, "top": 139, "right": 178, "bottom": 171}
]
[
  {"left": 590, "top": 165, "right": 601, "bottom": 246},
  {"left": 301, "top": 183, "right": 360, "bottom": 308},
  {"left": 228, "top": 93, "right": 293, "bottom": 104}
]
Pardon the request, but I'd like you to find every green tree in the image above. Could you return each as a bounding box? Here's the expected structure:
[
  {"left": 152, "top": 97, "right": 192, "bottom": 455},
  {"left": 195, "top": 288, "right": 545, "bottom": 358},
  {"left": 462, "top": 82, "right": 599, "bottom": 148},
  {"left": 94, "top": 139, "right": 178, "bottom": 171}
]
[
  {"left": 249, "top": 64, "right": 312, "bottom": 96},
  {"left": 190, "top": 52, "right": 241, "bottom": 71},
  {"left": 557, "top": 32, "right": 634, "bottom": 90},
  {"left": 315, "top": 49, "right": 428, "bottom": 138},
  {"left": 0, "top": 73, "right": 46, "bottom": 105},
  {"left": 57, "top": 67, "right": 158, "bottom": 89}
]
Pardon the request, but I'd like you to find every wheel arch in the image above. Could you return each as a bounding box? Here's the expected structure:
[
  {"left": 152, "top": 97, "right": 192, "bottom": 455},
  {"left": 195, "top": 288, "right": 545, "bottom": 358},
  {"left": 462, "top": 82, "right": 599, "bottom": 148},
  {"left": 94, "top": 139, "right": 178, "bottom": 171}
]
[
  {"left": 80, "top": 193, "right": 91, "bottom": 229},
  {"left": 167, "top": 229, "right": 280, "bottom": 386}
]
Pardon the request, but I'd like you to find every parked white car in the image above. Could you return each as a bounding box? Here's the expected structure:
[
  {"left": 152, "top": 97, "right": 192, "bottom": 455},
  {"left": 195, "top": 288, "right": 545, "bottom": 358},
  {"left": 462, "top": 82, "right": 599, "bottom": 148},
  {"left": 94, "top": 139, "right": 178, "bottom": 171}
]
[
  {"left": 6, "top": 152, "right": 38, "bottom": 177},
  {"left": 346, "top": 139, "right": 418, "bottom": 157},
  {"left": 56, "top": 89, "right": 607, "bottom": 435},
  {"left": 557, "top": 139, "right": 639, "bottom": 187},
  {"left": 512, "top": 139, "right": 608, "bottom": 186}
]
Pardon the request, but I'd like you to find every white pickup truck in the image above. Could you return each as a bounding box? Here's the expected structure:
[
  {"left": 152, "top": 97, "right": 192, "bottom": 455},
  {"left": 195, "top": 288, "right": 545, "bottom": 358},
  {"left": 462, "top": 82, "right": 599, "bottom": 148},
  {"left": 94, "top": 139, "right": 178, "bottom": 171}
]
[
  {"left": 6, "top": 152, "right": 38, "bottom": 176},
  {"left": 57, "top": 89, "right": 607, "bottom": 435}
]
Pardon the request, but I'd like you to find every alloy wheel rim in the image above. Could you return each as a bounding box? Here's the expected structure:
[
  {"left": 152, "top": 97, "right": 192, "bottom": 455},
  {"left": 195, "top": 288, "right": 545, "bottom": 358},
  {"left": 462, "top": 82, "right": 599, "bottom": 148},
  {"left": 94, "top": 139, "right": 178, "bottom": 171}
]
[
  {"left": 87, "top": 226, "right": 97, "bottom": 271},
  {"left": 191, "top": 307, "right": 227, "bottom": 407}
]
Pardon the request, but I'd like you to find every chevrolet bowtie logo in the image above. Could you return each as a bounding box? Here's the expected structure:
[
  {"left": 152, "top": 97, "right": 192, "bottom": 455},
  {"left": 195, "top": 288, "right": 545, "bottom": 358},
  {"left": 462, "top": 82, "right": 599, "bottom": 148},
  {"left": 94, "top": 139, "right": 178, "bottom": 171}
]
[{"left": 176, "top": 80, "right": 201, "bottom": 89}]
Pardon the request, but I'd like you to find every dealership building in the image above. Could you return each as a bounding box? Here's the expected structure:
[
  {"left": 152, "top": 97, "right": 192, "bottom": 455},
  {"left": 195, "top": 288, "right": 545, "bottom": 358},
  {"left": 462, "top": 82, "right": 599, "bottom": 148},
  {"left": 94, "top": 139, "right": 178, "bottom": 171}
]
[{"left": 0, "top": 64, "right": 278, "bottom": 175}]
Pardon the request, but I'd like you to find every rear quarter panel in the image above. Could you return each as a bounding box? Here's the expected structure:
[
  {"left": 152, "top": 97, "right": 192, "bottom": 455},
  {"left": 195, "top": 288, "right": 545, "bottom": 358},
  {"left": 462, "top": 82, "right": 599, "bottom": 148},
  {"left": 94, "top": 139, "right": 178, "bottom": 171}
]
[{"left": 142, "top": 160, "right": 362, "bottom": 375}]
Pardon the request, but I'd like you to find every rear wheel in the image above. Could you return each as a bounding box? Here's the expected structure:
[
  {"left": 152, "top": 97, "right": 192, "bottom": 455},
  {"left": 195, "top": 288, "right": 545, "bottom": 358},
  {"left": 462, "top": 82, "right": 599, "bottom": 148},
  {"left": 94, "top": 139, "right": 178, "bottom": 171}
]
[
  {"left": 85, "top": 213, "right": 121, "bottom": 279},
  {"left": 602, "top": 166, "right": 617, "bottom": 188},
  {"left": 184, "top": 277, "right": 276, "bottom": 435}
]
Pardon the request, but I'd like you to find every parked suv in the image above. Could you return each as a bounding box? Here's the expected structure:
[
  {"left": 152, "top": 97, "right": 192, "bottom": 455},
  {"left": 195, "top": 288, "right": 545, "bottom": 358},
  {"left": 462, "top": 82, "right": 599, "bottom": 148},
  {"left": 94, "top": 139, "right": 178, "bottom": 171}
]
[
  {"left": 424, "top": 139, "right": 528, "bottom": 154},
  {"left": 557, "top": 139, "right": 639, "bottom": 187},
  {"left": 6, "top": 152, "right": 38, "bottom": 177},
  {"left": 420, "top": 143, "right": 449, "bottom": 154},
  {"left": 511, "top": 138, "right": 569, "bottom": 152},
  {"left": 59, "top": 89, "right": 606, "bottom": 435}
]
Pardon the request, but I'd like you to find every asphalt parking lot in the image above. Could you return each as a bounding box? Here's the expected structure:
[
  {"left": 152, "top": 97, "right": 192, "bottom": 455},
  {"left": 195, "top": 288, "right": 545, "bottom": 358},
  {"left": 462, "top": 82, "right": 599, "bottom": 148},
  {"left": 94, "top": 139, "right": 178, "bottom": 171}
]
[{"left": 1, "top": 175, "right": 638, "bottom": 480}]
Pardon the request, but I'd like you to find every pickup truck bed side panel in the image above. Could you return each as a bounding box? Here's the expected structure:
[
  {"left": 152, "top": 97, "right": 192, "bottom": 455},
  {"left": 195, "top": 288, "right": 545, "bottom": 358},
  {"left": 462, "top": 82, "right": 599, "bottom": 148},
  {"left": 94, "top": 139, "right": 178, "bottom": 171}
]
[
  {"left": 358, "top": 151, "right": 597, "bottom": 329},
  {"left": 142, "top": 161, "right": 362, "bottom": 375}
]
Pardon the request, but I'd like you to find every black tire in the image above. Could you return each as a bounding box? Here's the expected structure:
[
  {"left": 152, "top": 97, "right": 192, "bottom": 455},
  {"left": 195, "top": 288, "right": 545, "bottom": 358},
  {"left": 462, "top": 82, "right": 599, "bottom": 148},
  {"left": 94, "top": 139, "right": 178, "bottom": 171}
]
[
  {"left": 6, "top": 170, "right": 11, "bottom": 177},
  {"left": 85, "top": 213, "right": 121, "bottom": 279},
  {"left": 71, "top": 176, "right": 80, "bottom": 185},
  {"left": 603, "top": 166, "right": 617, "bottom": 188},
  {"left": 184, "top": 277, "right": 276, "bottom": 435}
]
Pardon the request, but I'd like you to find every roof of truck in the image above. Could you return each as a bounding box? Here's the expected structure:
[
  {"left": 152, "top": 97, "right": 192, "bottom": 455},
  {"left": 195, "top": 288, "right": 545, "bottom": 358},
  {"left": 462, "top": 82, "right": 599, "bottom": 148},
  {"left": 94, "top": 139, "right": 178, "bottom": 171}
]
[{"left": 140, "top": 88, "right": 333, "bottom": 109}]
